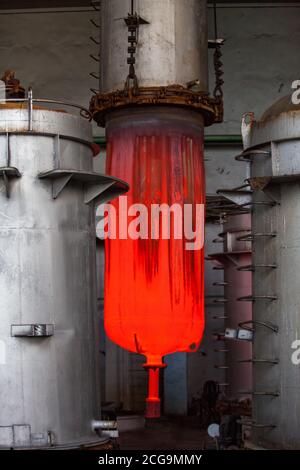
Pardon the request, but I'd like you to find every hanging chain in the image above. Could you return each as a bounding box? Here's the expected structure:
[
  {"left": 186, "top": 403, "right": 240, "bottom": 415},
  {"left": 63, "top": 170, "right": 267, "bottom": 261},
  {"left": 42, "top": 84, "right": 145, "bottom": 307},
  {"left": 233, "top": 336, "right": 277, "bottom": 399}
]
[
  {"left": 98, "top": 0, "right": 103, "bottom": 93},
  {"left": 124, "top": 1, "right": 150, "bottom": 95},
  {"left": 213, "top": 45, "right": 224, "bottom": 100},
  {"left": 89, "top": 1, "right": 102, "bottom": 95},
  {"left": 124, "top": 11, "right": 140, "bottom": 95},
  {"left": 213, "top": 1, "right": 224, "bottom": 100}
]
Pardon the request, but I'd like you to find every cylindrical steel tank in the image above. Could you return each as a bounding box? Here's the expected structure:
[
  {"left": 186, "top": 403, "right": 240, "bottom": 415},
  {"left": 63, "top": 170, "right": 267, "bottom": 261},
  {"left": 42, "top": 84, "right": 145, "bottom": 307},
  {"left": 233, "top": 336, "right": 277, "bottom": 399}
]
[
  {"left": 239, "top": 95, "right": 300, "bottom": 448},
  {"left": 209, "top": 214, "right": 252, "bottom": 399},
  {"left": 100, "top": 0, "right": 208, "bottom": 92},
  {"left": 0, "top": 100, "right": 128, "bottom": 449},
  {"left": 91, "top": 0, "right": 223, "bottom": 418}
]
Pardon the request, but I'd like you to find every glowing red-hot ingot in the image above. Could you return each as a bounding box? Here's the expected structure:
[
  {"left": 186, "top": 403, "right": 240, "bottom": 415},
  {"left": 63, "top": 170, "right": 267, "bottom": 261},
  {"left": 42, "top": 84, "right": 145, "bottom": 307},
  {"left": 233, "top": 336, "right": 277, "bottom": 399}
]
[{"left": 104, "top": 108, "right": 205, "bottom": 418}]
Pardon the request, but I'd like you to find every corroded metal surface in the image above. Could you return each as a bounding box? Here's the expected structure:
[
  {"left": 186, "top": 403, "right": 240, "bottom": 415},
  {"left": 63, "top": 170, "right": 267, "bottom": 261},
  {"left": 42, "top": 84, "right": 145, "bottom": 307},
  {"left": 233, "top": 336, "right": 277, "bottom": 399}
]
[
  {"left": 90, "top": 0, "right": 223, "bottom": 127},
  {"left": 90, "top": 85, "right": 223, "bottom": 127},
  {"left": 1, "top": 70, "right": 25, "bottom": 99}
]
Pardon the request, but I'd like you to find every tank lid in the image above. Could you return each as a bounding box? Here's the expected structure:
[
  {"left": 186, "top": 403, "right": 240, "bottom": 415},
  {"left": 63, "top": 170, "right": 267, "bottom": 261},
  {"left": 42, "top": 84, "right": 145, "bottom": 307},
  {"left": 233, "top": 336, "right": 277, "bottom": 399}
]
[{"left": 260, "top": 93, "right": 300, "bottom": 122}]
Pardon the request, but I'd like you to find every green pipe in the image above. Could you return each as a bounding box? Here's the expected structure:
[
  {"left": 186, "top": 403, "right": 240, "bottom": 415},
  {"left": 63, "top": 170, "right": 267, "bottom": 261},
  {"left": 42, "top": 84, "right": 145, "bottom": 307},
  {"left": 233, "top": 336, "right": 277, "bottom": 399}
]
[
  {"left": 94, "top": 136, "right": 107, "bottom": 146},
  {"left": 94, "top": 135, "right": 243, "bottom": 147},
  {"left": 205, "top": 135, "right": 242, "bottom": 144}
]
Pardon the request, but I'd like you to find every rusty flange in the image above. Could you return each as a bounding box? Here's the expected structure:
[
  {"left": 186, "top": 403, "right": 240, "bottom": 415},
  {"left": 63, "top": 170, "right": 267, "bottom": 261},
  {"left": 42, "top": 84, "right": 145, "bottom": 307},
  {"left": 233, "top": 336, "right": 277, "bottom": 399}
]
[
  {"left": 1, "top": 70, "right": 25, "bottom": 99},
  {"left": 90, "top": 84, "right": 223, "bottom": 127}
]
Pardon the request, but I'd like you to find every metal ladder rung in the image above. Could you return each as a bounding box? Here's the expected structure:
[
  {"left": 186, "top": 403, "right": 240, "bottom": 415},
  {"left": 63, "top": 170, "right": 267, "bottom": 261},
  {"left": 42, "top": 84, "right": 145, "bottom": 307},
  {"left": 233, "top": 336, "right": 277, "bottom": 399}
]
[
  {"left": 238, "top": 390, "right": 279, "bottom": 397},
  {"left": 238, "top": 264, "right": 277, "bottom": 272},
  {"left": 237, "top": 232, "right": 277, "bottom": 242},
  {"left": 238, "top": 320, "right": 279, "bottom": 333},
  {"left": 235, "top": 149, "right": 271, "bottom": 162},
  {"left": 238, "top": 358, "right": 279, "bottom": 365},
  {"left": 237, "top": 420, "right": 276, "bottom": 429},
  {"left": 238, "top": 295, "right": 277, "bottom": 302}
]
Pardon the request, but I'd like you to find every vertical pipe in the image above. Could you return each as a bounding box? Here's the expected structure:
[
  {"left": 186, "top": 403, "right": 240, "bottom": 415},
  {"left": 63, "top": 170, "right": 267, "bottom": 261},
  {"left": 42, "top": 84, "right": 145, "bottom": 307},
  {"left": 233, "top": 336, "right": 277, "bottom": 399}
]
[{"left": 145, "top": 367, "right": 161, "bottom": 418}]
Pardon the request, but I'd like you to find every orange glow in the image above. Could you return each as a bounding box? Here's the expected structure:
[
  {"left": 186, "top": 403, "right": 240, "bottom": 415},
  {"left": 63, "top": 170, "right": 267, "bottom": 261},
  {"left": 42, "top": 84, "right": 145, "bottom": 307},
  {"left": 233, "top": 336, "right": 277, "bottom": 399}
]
[{"left": 104, "top": 114, "right": 205, "bottom": 417}]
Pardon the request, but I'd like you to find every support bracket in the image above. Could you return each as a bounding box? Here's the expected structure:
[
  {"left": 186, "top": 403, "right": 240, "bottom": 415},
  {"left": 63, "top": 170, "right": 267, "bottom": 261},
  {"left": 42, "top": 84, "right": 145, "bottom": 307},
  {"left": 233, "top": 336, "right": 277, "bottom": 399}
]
[
  {"left": 0, "top": 167, "right": 21, "bottom": 198},
  {"left": 38, "top": 169, "right": 129, "bottom": 204},
  {"left": 11, "top": 324, "right": 54, "bottom": 338}
]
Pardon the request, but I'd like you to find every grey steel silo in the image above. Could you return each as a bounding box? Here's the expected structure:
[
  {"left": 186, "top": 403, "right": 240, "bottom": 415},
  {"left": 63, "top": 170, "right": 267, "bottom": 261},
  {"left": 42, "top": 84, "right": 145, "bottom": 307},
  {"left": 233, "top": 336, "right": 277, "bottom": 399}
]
[
  {"left": 237, "top": 95, "right": 300, "bottom": 449},
  {"left": 0, "top": 93, "right": 128, "bottom": 449}
]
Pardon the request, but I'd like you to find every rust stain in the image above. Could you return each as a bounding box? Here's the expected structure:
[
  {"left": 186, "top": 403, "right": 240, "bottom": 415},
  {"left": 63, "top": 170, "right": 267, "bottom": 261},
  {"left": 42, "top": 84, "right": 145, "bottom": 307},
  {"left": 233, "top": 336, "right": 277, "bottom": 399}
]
[{"left": 90, "top": 84, "right": 223, "bottom": 127}]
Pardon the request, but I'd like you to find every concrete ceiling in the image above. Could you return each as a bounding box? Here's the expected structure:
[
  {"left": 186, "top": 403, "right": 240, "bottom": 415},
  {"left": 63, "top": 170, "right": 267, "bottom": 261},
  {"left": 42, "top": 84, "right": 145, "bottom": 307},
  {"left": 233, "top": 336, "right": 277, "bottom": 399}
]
[
  {"left": 0, "top": 0, "right": 299, "bottom": 9},
  {"left": 0, "top": 1, "right": 91, "bottom": 8}
]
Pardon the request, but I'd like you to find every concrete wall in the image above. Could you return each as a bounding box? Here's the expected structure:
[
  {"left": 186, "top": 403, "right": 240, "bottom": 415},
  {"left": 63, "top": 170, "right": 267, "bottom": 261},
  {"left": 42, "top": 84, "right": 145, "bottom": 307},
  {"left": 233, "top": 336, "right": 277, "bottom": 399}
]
[
  {"left": 0, "top": 6, "right": 103, "bottom": 136},
  {"left": 208, "top": 3, "right": 300, "bottom": 135},
  {"left": 0, "top": 3, "right": 299, "bottom": 137},
  {"left": 1, "top": 2, "right": 299, "bottom": 413}
]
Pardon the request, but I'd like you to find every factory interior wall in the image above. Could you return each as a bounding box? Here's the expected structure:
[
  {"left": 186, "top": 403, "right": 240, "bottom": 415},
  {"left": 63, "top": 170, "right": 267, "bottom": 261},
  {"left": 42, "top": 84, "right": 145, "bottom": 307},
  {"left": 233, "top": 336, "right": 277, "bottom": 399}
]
[
  {"left": 1, "top": 3, "right": 299, "bottom": 413},
  {"left": 0, "top": 4, "right": 298, "bottom": 134}
]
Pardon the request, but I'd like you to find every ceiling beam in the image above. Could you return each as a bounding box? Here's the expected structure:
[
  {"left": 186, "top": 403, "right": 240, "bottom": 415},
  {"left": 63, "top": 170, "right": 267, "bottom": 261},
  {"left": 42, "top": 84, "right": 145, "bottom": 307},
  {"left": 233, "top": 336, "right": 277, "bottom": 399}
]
[
  {"left": 0, "top": 1, "right": 91, "bottom": 9},
  {"left": 0, "top": 0, "right": 298, "bottom": 9}
]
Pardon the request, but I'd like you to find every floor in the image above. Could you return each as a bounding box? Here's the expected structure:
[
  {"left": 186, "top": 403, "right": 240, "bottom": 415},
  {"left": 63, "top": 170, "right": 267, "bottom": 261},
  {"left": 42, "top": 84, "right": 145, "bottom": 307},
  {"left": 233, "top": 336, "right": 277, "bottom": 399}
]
[{"left": 119, "top": 417, "right": 215, "bottom": 450}]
